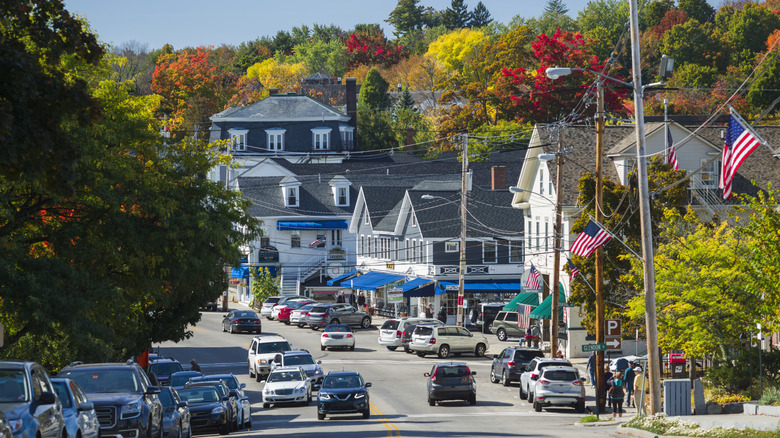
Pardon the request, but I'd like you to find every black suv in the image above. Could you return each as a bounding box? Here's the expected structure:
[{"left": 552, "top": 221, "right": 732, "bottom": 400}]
[
  {"left": 148, "top": 358, "right": 183, "bottom": 386},
  {"left": 317, "top": 372, "right": 371, "bottom": 420},
  {"left": 489, "top": 346, "right": 544, "bottom": 386},
  {"left": 58, "top": 363, "right": 163, "bottom": 438}
]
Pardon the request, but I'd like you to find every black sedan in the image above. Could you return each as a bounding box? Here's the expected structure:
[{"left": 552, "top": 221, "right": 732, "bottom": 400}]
[
  {"left": 424, "top": 362, "right": 477, "bottom": 406},
  {"left": 177, "top": 387, "right": 229, "bottom": 435},
  {"left": 159, "top": 387, "right": 191, "bottom": 438},
  {"left": 222, "top": 310, "right": 262, "bottom": 334}
]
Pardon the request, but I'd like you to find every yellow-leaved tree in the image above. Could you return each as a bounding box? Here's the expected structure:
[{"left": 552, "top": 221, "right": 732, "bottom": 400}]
[{"left": 246, "top": 58, "right": 309, "bottom": 94}]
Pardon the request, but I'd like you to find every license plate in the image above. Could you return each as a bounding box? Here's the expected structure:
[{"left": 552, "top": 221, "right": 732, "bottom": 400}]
[{"left": 331, "top": 335, "right": 343, "bottom": 339}]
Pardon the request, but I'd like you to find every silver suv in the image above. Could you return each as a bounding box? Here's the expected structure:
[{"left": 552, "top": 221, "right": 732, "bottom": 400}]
[
  {"left": 409, "top": 325, "right": 489, "bottom": 358},
  {"left": 531, "top": 366, "right": 586, "bottom": 413},
  {"left": 519, "top": 357, "right": 572, "bottom": 402},
  {"left": 378, "top": 317, "right": 442, "bottom": 351},
  {"left": 247, "top": 336, "right": 292, "bottom": 382}
]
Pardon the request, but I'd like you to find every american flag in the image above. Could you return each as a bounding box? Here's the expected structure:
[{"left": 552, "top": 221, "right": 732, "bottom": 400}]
[
  {"left": 517, "top": 304, "right": 532, "bottom": 329},
  {"left": 568, "top": 259, "right": 580, "bottom": 282},
  {"left": 526, "top": 264, "right": 540, "bottom": 290},
  {"left": 666, "top": 125, "right": 679, "bottom": 170},
  {"left": 720, "top": 113, "right": 761, "bottom": 200},
  {"left": 309, "top": 236, "right": 326, "bottom": 248},
  {"left": 570, "top": 220, "right": 612, "bottom": 258}
]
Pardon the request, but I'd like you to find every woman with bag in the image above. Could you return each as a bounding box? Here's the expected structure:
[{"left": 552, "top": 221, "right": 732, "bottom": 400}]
[{"left": 608, "top": 371, "right": 626, "bottom": 418}]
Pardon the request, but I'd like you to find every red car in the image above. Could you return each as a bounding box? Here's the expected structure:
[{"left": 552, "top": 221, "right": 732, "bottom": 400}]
[{"left": 277, "top": 300, "right": 315, "bottom": 325}]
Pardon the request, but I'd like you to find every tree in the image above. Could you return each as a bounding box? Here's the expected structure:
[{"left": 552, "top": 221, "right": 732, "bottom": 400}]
[
  {"left": 746, "top": 30, "right": 780, "bottom": 115},
  {"left": 469, "top": 2, "right": 493, "bottom": 28},
  {"left": 245, "top": 58, "right": 308, "bottom": 94},
  {"left": 576, "top": 0, "right": 631, "bottom": 48},
  {"left": 251, "top": 267, "right": 280, "bottom": 307},
  {"left": 678, "top": 0, "right": 716, "bottom": 23},
  {"left": 395, "top": 87, "right": 416, "bottom": 111},
  {"left": 344, "top": 28, "right": 408, "bottom": 70},
  {"left": 387, "top": 0, "right": 427, "bottom": 38},
  {"left": 644, "top": 0, "right": 675, "bottom": 28},
  {"left": 359, "top": 68, "right": 392, "bottom": 110},
  {"left": 716, "top": 2, "right": 780, "bottom": 73},
  {"left": 233, "top": 39, "right": 273, "bottom": 74},
  {"left": 538, "top": 0, "right": 576, "bottom": 36},
  {"left": 443, "top": 0, "right": 470, "bottom": 30},
  {"left": 289, "top": 39, "right": 348, "bottom": 77},
  {"left": 357, "top": 104, "right": 396, "bottom": 150},
  {"left": 112, "top": 41, "right": 155, "bottom": 96},
  {"left": 660, "top": 19, "right": 724, "bottom": 70}
]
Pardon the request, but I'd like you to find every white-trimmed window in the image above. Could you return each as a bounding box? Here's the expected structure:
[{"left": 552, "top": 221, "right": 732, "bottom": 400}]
[
  {"left": 373, "top": 237, "right": 378, "bottom": 257},
  {"left": 527, "top": 220, "right": 532, "bottom": 252},
  {"left": 291, "top": 230, "right": 301, "bottom": 248},
  {"left": 311, "top": 127, "right": 332, "bottom": 150},
  {"left": 445, "top": 242, "right": 459, "bottom": 253},
  {"left": 509, "top": 240, "right": 523, "bottom": 263},
  {"left": 331, "top": 229, "right": 342, "bottom": 247},
  {"left": 334, "top": 186, "right": 349, "bottom": 207},
  {"left": 536, "top": 221, "right": 540, "bottom": 250},
  {"left": 229, "top": 128, "right": 248, "bottom": 152},
  {"left": 265, "top": 128, "right": 286, "bottom": 151},
  {"left": 405, "top": 238, "right": 410, "bottom": 261},
  {"left": 418, "top": 240, "right": 425, "bottom": 263},
  {"left": 483, "top": 241, "right": 497, "bottom": 263},
  {"left": 545, "top": 221, "right": 549, "bottom": 252},
  {"left": 364, "top": 209, "right": 370, "bottom": 225},
  {"left": 539, "top": 169, "right": 544, "bottom": 195},
  {"left": 284, "top": 186, "right": 299, "bottom": 207},
  {"left": 411, "top": 212, "right": 417, "bottom": 227},
  {"left": 339, "top": 125, "right": 355, "bottom": 150},
  {"left": 701, "top": 159, "right": 718, "bottom": 188},
  {"left": 360, "top": 235, "right": 364, "bottom": 256},
  {"left": 394, "top": 238, "right": 399, "bottom": 260}
]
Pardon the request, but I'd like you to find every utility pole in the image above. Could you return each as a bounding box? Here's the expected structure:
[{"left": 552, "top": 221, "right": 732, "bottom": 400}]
[
  {"left": 629, "top": 0, "right": 661, "bottom": 414},
  {"left": 550, "top": 131, "right": 564, "bottom": 358},
  {"left": 594, "top": 81, "right": 607, "bottom": 412},
  {"left": 457, "top": 134, "right": 468, "bottom": 327}
]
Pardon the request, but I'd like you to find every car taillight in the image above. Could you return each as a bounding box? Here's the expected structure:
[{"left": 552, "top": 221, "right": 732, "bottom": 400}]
[
  {"left": 396, "top": 330, "right": 402, "bottom": 338},
  {"left": 507, "top": 361, "right": 515, "bottom": 367},
  {"left": 322, "top": 333, "right": 329, "bottom": 337},
  {"left": 531, "top": 373, "right": 538, "bottom": 379},
  {"left": 346, "top": 334, "right": 353, "bottom": 338},
  {"left": 573, "top": 380, "right": 582, "bottom": 386},
  {"left": 429, "top": 337, "right": 436, "bottom": 345},
  {"left": 539, "top": 379, "right": 550, "bottom": 385},
  {"left": 254, "top": 319, "right": 260, "bottom": 323}
]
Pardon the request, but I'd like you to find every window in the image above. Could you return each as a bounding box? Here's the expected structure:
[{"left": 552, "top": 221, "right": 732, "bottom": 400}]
[
  {"left": 291, "top": 231, "right": 301, "bottom": 248},
  {"left": 313, "top": 233, "right": 326, "bottom": 248},
  {"left": 331, "top": 230, "right": 342, "bottom": 247},
  {"left": 373, "top": 237, "right": 378, "bottom": 257},
  {"left": 545, "top": 222, "right": 549, "bottom": 252},
  {"left": 335, "top": 187, "right": 349, "bottom": 206},
  {"left": 311, "top": 128, "right": 332, "bottom": 150},
  {"left": 393, "top": 238, "right": 399, "bottom": 260},
  {"left": 260, "top": 236, "right": 270, "bottom": 247},
  {"left": 418, "top": 240, "right": 424, "bottom": 262},
  {"left": 509, "top": 240, "right": 523, "bottom": 263},
  {"left": 364, "top": 209, "right": 370, "bottom": 225},
  {"left": 339, "top": 125, "right": 355, "bottom": 150},
  {"left": 483, "top": 241, "right": 497, "bottom": 263},
  {"left": 229, "top": 128, "right": 248, "bottom": 152},
  {"left": 285, "top": 186, "right": 299, "bottom": 207},
  {"left": 527, "top": 220, "right": 532, "bottom": 252},
  {"left": 405, "top": 239, "right": 410, "bottom": 261},
  {"left": 265, "top": 128, "right": 286, "bottom": 151},
  {"left": 445, "top": 242, "right": 459, "bottom": 253},
  {"left": 539, "top": 169, "right": 544, "bottom": 195},
  {"left": 360, "top": 235, "right": 364, "bottom": 256},
  {"left": 411, "top": 213, "right": 417, "bottom": 227},
  {"left": 549, "top": 179, "right": 553, "bottom": 196},
  {"left": 412, "top": 240, "right": 417, "bottom": 262},
  {"left": 701, "top": 159, "right": 718, "bottom": 188},
  {"left": 536, "top": 222, "right": 540, "bottom": 250}
]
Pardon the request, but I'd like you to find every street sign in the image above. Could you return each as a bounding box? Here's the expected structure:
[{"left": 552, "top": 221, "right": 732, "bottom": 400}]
[
  {"left": 605, "top": 319, "right": 621, "bottom": 337},
  {"left": 606, "top": 338, "right": 622, "bottom": 350},
  {"left": 582, "top": 343, "right": 607, "bottom": 352}
]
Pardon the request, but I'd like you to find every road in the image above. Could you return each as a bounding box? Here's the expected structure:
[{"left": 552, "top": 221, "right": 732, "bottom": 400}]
[{"left": 156, "top": 308, "right": 622, "bottom": 437}]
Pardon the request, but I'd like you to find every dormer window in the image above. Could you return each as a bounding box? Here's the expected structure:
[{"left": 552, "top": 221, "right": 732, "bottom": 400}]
[
  {"left": 266, "top": 128, "right": 286, "bottom": 152},
  {"left": 339, "top": 125, "right": 355, "bottom": 150},
  {"left": 312, "top": 128, "right": 332, "bottom": 150},
  {"left": 336, "top": 187, "right": 348, "bottom": 206},
  {"left": 229, "top": 128, "right": 248, "bottom": 152},
  {"left": 329, "top": 176, "right": 352, "bottom": 207},
  {"left": 285, "top": 187, "right": 299, "bottom": 207},
  {"left": 280, "top": 177, "right": 301, "bottom": 208}
]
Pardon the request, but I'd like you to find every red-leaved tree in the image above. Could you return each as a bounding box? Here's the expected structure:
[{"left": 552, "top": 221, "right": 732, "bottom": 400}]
[{"left": 344, "top": 31, "right": 408, "bottom": 70}]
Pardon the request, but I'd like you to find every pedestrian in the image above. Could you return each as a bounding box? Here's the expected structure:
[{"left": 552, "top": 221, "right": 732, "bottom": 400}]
[
  {"left": 437, "top": 306, "right": 447, "bottom": 323},
  {"left": 586, "top": 352, "right": 596, "bottom": 388},
  {"left": 556, "top": 350, "right": 564, "bottom": 359},
  {"left": 357, "top": 292, "right": 366, "bottom": 310},
  {"left": 336, "top": 293, "right": 345, "bottom": 303},
  {"left": 603, "top": 364, "right": 614, "bottom": 404},
  {"left": 190, "top": 359, "right": 202, "bottom": 372},
  {"left": 633, "top": 363, "right": 646, "bottom": 411},
  {"left": 607, "top": 371, "right": 626, "bottom": 418},
  {"left": 349, "top": 292, "right": 357, "bottom": 307},
  {"left": 624, "top": 362, "right": 636, "bottom": 407}
]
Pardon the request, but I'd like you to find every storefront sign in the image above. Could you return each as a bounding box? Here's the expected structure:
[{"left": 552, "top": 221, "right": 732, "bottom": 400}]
[
  {"left": 257, "top": 246, "right": 279, "bottom": 263},
  {"left": 387, "top": 287, "right": 404, "bottom": 302}
]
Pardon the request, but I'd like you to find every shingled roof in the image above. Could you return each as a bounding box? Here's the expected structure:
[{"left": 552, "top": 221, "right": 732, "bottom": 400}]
[{"left": 210, "top": 93, "right": 349, "bottom": 123}]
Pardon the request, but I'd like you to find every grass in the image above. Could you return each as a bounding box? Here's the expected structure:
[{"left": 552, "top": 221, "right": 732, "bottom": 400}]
[{"left": 625, "top": 414, "right": 780, "bottom": 438}]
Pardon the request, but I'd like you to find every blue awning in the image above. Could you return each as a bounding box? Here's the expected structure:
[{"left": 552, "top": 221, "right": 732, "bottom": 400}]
[
  {"left": 231, "top": 266, "right": 249, "bottom": 279},
  {"left": 437, "top": 279, "right": 522, "bottom": 294},
  {"left": 400, "top": 279, "right": 436, "bottom": 298},
  {"left": 342, "top": 272, "right": 405, "bottom": 291},
  {"left": 277, "top": 220, "right": 348, "bottom": 230},
  {"left": 327, "top": 269, "right": 360, "bottom": 286}
]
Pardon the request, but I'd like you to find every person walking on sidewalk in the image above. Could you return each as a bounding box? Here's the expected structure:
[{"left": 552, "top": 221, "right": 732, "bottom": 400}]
[
  {"left": 608, "top": 371, "right": 626, "bottom": 418},
  {"left": 586, "top": 352, "right": 596, "bottom": 389},
  {"left": 624, "top": 362, "right": 636, "bottom": 407}
]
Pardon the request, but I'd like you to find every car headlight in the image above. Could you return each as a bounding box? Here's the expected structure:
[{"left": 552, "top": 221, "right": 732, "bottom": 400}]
[
  {"left": 294, "top": 386, "right": 305, "bottom": 394},
  {"left": 8, "top": 418, "right": 23, "bottom": 433},
  {"left": 121, "top": 400, "right": 143, "bottom": 418},
  {"left": 318, "top": 393, "right": 332, "bottom": 400},
  {"left": 164, "top": 411, "right": 177, "bottom": 421},
  {"left": 354, "top": 392, "right": 366, "bottom": 399},
  {"left": 210, "top": 406, "right": 225, "bottom": 415},
  {"left": 314, "top": 368, "right": 322, "bottom": 375},
  {"left": 263, "top": 388, "right": 273, "bottom": 395},
  {"left": 258, "top": 359, "right": 268, "bottom": 365}
]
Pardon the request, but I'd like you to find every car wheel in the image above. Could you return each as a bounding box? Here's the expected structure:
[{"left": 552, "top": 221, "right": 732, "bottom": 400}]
[
  {"left": 416, "top": 351, "right": 426, "bottom": 358},
  {"left": 297, "top": 323, "right": 305, "bottom": 328},
  {"left": 469, "top": 394, "right": 477, "bottom": 405},
  {"left": 222, "top": 323, "right": 227, "bottom": 333},
  {"left": 321, "top": 344, "right": 326, "bottom": 351},
  {"left": 219, "top": 422, "right": 230, "bottom": 435},
  {"left": 317, "top": 412, "right": 325, "bottom": 420},
  {"left": 519, "top": 384, "right": 527, "bottom": 399},
  {"left": 188, "top": 424, "right": 193, "bottom": 438},
  {"left": 474, "top": 344, "right": 486, "bottom": 357},
  {"left": 386, "top": 346, "right": 397, "bottom": 351},
  {"left": 527, "top": 390, "right": 534, "bottom": 403},
  {"left": 349, "top": 344, "right": 355, "bottom": 351},
  {"left": 263, "top": 403, "right": 270, "bottom": 409},
  {"left": 362, "top": 410, "right": 370, "bottom": 419},
  {"left": 228, "top": 324, "right": 234, "bottom": 334},
  {"left": 360, "top": 317, "right": 371, "bottom": 329},
  {"left": 255, "top": 370, "right": 262, "bottom": 382},
  {"left": 576, "top": 401, "right": 586, "bottom": 413},
  {"left": 534, "top": 400, "right": 543, "bottom": 412},
  {"left": 284, "top": 321, "right": 290, "bottom": 325},
  {"left": 490, "top": 367, "right": 499, "bottom": 384},
  {"left": 428, "top": 398, "right": 435, "bottom": 406},
  {"left": 248, "top": 363, "right": 255, "bottom": 378},
  {"left": 404, "top": 346, "right": 411, "bottom": 354},
  {"left": 501, "top": 370, "right": 510, "bottom": 387},
  {"left": 311, "top": 325, "right": 319, "bottom": 331},
  {"left": 437, "top": 345, "right": 450, "bottom": 359},
  {"left": 497, "top": 328, "right": 507, "bottom": 342}
]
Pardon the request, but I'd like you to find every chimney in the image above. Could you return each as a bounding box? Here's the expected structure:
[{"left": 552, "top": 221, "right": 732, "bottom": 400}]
[
  {"left": 345, "top": 78, "right": 357, "bottom": 128},
  {"left": 269, "top": 88, "right": 279, "bottom": 95},
  {"left": 491, "top": 166, "right": 507, "bottom": 191},
  {"left": 406, "top": 127, "right": 414, "bottom": 151}
]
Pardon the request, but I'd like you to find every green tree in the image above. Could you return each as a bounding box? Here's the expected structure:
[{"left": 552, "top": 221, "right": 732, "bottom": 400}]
[
  {"left": 443, "top": 0, "right": 470, "bottom": 29},
  {"left": 469, "top": 2, "right": 493, "bottom": 28},
  {"left": 669, "top": 63, "right": 719, "bottom": 88},
  {"left": 357, "top": 104, "right": 396, "bottom": 150},
  {"left": 746, "top": 31, "right": 780, "bottom": 115},
  {"left": 251, "top": 267, "right": 280, "bottom": 308},
  {"left": 289, "top": 39, "right": 348, "bottom": 77},
  {"left": 678, "top": 0, "right": 716, "bottom": 23},
  {"left": 538, "top": 0, "right": 576, "bottom": 36},
  {"left": 395, "top": 87, "right": 416, "bottom": 111},
  {"left": 387, "top": 0, "right": 427, "bottom": 38},
  {"left": 660, "top": 19, "right": 723, "bottom": 69},
  {"left": 576, "top": 0, "right": 631, "bottom": 47},
  {"left": 644, "top": 0, "right": 675, "bottom": 28},
  {"left": 359, "top": 68, "right": 392, "bottom": 109},
  {"left": 716, "top": 2, "right": 780, "bottom": 73}
]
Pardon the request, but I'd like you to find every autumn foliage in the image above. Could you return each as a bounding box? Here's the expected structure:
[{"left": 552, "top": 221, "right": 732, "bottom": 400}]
[{"left": 345, "top": 31, "right": 408, "bottom": 70}]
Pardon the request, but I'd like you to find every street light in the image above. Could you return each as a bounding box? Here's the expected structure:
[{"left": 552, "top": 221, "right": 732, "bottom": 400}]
[{"left": 421, "top": 193, "right": 467, "bottom": 327}]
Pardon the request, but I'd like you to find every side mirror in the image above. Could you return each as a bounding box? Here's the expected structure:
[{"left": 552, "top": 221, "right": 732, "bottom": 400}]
[
  {"left": 317, "top": 360, "right": 322, "bottom": 365},
  {"left": 424, "top": 373, "right": 430, "bottom": 377},
  {"left": 38, "top": 391, "right": 57, "bottom": 405},
  {"left": 471, "top": 371, "right": 477, "bottom": 375},
  {"left": 223, "top": 396, "right": 230, "bottom": 401},
  {"left": 492, "top": 354, "right": 498, "bottom": 359},
  {"left": 177, "top": 401, "right": 188, "bottom": 408},
  {"left": 365, "top": 382, "right": 372, "bottom": 388},
  {"left": 78, "top": 402, "right": 95, "bottom": 411},
  {"left": 229, "top": 390, "right": 239, "bottom": 397},
  {"left": 146, "top": 386, "right": 161, "bottom": 395},
  {"left": 239, "top": 383, "right": 246, "bottom": 389}
]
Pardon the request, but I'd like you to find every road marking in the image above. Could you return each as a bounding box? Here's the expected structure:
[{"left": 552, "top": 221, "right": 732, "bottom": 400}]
[
  {"left": 370, "top": 403, "right": 400, "bottom": 438},
  {"left": 187, "top": 325, "right": 206, "bottom": 333}
]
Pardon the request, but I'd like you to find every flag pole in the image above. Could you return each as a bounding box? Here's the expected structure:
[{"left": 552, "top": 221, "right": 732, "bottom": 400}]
[{"left": 729, "top": 106, "right": 772, "bottom": 153}]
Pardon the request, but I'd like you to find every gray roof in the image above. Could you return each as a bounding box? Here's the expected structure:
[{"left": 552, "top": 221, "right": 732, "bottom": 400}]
[{"left": 211, "top": 94, "right": 349, "bottom": 123}]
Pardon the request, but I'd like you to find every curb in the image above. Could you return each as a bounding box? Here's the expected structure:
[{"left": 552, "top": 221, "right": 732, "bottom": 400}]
[{"left": 615, "top": 426, "right": 662, "bottom": 438}]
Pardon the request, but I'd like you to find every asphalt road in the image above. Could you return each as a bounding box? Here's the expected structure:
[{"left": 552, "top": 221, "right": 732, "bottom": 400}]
[{"left": 156, "top": 308, "right": 623, "bottom": 438}]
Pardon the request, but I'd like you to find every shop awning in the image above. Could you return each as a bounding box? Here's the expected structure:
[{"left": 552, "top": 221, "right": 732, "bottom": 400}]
[
  {"left": 400, "top": 279, "right": 436, "bottom": 298},
  {"left": 231, "top": 266, "right": 249, "bottom": 279},
  {"left": 327, "top": 269, "right": 360, "bottom": 286},
  {"left": 502, "top": 292, "right": 540, "bottom": 311},
  {"left": 342, "top": 271, "right": 405, "bottom": 291},
  {"left": 277, "top": 220, "right": 348, "bottom": 230},
  {"left": 436, "top": 279, "right": 522, "bottom": 294},
  {"left": 529, "top": 287, "right": 567, "bottom": 320}
]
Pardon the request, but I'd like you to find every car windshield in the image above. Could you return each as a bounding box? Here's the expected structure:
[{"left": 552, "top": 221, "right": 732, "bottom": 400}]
[
  {"left": 543, "top": 370, "right": 579, "bottom": 381},
  {"left": 381, "top": 320, "right": 399, "bottom": 330},
  {"left": 178, "top": 388, "right": 219, "bottom": 403},
  {"left": 257, "top": 342, "right": 292, "bottom": 354},
  {"left": 51, "top": 381, "right": 73, "bottom": 408},
  {"left": 0, "top": 369, "right": 28, "bottom": 403},
  {"left": 150, "top": 362, "right": 183, "bottom": 375},
  {"left": 286, "top": 301, "right": 309, "bottom": 309},
  {"left": 310, "top": 306, "right": 328, "bottom": 313},
  {"left": 264, "top": 298, "right": 280, "bottom": 305},
  {"left": 198, "top": 376, "right": 237, "bottom": 390},
  {"left": 158, "top": 389, "right": 175, "bottom": 407},
  {"left": 324, "top": 324, "right": 351, "bottom": 332},
  {"left": 233, "top": 311, "right": 257, "bottom": 318},
  {"left": 414, "top": 326, "right": 433, "bottom": 336},
  {"left": 538, "top": 361, "right": 571, "bottom": 372},
  {"left": 169, "top": 373, "right": 200, "bottom": 387},
  {"left": 322, "top": 375, "right": 363, "bottom": 389},
  {"left": 296, "top": 305, "right": 314, "bottom": 312},
  {"left": 267, "top": 371, "right": 303, "bottom": 383},
  {"left": 284, "top": 354, "right": 315, "bottom": 366},
  {"left": 62, "top": 369, "right": 142, "bottom": 394}
]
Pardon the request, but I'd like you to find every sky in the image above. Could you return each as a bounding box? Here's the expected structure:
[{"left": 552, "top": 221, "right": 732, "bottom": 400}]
[{"left": 61, "top": 0, "right": 718, "bottom": 51}]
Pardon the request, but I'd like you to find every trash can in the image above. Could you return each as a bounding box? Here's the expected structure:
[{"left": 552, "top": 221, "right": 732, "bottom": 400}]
[{"left": 663, "top": 379, "right": 691, "bottom": 416}]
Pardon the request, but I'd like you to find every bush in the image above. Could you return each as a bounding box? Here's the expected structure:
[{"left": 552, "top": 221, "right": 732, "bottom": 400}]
[
  {"left": 758, "top": 386, "right": 780, "bottom": 406},
  {"left": 579, "top": 415, "right": 599, "bottom": 423}
]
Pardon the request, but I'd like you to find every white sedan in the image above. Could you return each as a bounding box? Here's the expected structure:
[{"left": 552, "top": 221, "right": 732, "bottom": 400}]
[
  {"left": 321, "top": 324, "right": 356, "bottom": 351},
  {"left": 262, "top": 367, "right": 312, "bottom": 408}
]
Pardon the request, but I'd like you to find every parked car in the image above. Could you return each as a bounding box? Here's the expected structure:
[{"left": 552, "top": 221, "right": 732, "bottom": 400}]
[
  {"left": 400, "top": 322, "right": 443, "bottom": 353},
  {"left": 148, "top": 358, "right": 184, "bottom": 386},
  {"left": 475, "top": 302, "right": 508, "bottom": 333},
  {"left": 169, "top": 371, "right": 203, "bottom": 390},
  {"left": 176, "top": 386, "right": 230, "bottom": 435},
  {"left": 490, "top": 311, "right": 524, "bottom": 342},
  {"left": 248, "top": 335, "right": 293, "bottom": 381},
  {"left": 189, "top": 375, "right": 251, "bottom": 429},
  {"left": 409, "top": 325, "right": 489, "bottom": 359},
  {"left": 58, "top": 362, "right": 163, "bottom": 438},
  {"left": 202, "top": 297, "right": 220, "bottom": 312},
  {"left": 0, "top": 412, "right": 12, "bottom": 438},
  {"left": 317, "top": 372, "right": 371, "bottom": 420},
  {"left": 321, "top": 324, "right": 355, "bottom": 351},
  {"left": 50, "top": 378, "right": 99, "bottom": 438},
  {"left": 221, "top": 310, "right": 262, "bottom": 334},
  {"left": 424, "top": 362, "right": 477, "bottom": 406},
  {"left": 290, "top": 303, "right": 317, "bottom": 328},
  {"left": 270, "top": 351, "right": 324, "bottom": 390},
  {"left": 377, "top": 317, "right": 442, "bottom": 351},
  {"left": 277, "top": 300, "right": 316, "bottom": 325},
  {"left": 271, "top": 298, "right": 310, "bottom": 320},
  {"left": 1, "top": 361, "right": 65, "bottom": 438},
  {"left": 531, "top": 366, "right": 587, "bottom": 412},
  {"left": 183, "top": 381, "right": 238, "bottom": 433},
  {"left": 262, "top": 367, "right": 312, "bottom": 408},
  {"left": 519, "top": 357, "right": 572, "bottom": 402},
  {"left": 490, "top": 347, "right": 545, "bottom": 386},
  {"left": 158, "top": 386, "right": 192, "bottom": 438},
  {"left": 260, "top": 295, "right": 308, "bottom": 320},
  {"left": 307, "top": 303, "right": 372, "bottom": 331}
]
